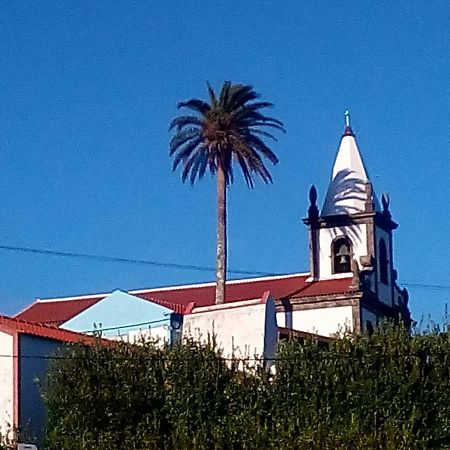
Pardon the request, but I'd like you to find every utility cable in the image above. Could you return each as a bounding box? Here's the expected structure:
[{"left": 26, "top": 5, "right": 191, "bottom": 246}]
[
  {"left": 0, "top": 244, "right": 274, "bottom": 277},
  {"left": 0, "top": 244, "right": 449, "bottom": 291},
  {"left": 81, "top": 317, "right": 170, "bottom": 334}
]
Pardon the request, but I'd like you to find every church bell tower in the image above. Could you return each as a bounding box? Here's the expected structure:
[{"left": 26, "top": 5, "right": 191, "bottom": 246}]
[{"left": 303, "top": 112, "right": 410, "bottom": 330}]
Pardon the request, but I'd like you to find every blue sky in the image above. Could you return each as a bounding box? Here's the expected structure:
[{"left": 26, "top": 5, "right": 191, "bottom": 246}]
[{"left": 0, "top": 1, "right": 449, "bottom": 322}]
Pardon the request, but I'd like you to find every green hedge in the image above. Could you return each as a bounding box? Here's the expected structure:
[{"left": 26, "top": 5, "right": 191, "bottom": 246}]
[{"left": 43, "top": 326, "right": 450, "bottom": 449}]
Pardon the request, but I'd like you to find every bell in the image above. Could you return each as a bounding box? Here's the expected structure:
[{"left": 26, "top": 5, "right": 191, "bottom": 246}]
[{"left": 339, "top": 255, "right": 348, "bottom": 264}]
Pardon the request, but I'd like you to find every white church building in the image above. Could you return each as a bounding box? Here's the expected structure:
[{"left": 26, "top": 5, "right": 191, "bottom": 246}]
[{"left": 16, "top": 113, "right": 411, "bottom": 343}]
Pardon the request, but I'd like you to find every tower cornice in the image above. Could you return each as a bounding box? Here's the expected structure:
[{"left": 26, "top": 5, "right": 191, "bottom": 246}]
[{"left": 303, "top": 211, "right": 398, "bottom": 231}]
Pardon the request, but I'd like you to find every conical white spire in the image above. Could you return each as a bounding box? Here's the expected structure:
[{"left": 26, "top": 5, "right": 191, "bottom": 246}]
[{"left": 321, "top": 112, "right": 380, "bottom": 216}]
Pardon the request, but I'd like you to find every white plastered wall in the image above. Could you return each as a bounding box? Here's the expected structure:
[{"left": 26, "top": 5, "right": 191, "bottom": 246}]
[
  {"left": 0, "top": 332, "right": 14, "bottom": 438},
  {"left": 182, "top": 298, "right": 277, "bottom": 362},
  {"left": 276, "top": 311, "right": 286, "bottom": 328},
  {"left": 288, "top": 306, "right": 354, "bottom": 337},
  {"left": 317, "top": 224, "right": 368, "bottom": 279}
]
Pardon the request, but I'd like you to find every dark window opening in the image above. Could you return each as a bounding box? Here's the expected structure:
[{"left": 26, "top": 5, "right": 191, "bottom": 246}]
[
  {"left": 379, "top": 239, "right": 388, "bottom": 284},
  {"left": 332, "top": 237, "right": 352, "bottom": 273}
]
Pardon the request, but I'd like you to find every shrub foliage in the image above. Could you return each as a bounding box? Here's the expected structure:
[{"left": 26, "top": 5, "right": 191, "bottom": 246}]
[{"left": 44, "top": 326, "right": 450, "bottom": 449}]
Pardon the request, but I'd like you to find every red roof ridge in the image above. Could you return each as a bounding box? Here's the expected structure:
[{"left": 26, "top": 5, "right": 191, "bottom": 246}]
[
  {"left": 18, "top": 273, "right": 310, "bottom": 309},
  {"left": 143, "top": 296, "right": 188, "bottom": 314},
  {"left": 280, "top": 276, "right": 354, "bottom": 299},
  {"left": 129, "top": 272, "right": 310, "bottom": 295},
  {"left": 34, "top": 291, "right": 109, "bottom": 303},
  {"left": 14, "top": 292, "right": 108, "bottom": 319},
  {"left": 13, "top": 301, "right": 39, "bottom": 319}
]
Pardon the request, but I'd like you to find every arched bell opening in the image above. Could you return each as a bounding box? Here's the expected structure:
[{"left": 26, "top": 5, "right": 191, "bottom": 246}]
[{"left": 331, "top": 236, "right": 352, "bottom": 274}]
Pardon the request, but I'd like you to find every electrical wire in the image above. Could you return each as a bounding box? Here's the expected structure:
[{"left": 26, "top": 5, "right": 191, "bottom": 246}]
[
  {"left": 0, "top": 243, "right": 449, "bottom": 291},
  {"left": 81, "top": 317, "right": 170, "bottom": 334},
  {"left": 0, "top": 244, "right": 275, "bottom": 277}
]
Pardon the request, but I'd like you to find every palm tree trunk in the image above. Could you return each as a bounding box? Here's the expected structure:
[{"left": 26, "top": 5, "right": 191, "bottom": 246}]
[{"left": 215, "top": 165, "right": 227, "bottom": 304}]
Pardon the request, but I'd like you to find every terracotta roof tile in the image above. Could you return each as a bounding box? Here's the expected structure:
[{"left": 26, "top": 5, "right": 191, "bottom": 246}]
[
  {"left": 132, "top": 275, "right": 353, "bottom": 307},
  {"left": 15, "top": 274, "right": 354, "bottom": 326},
  {"left": 16, "top": 297, "right": 103, "bottom": 325}
]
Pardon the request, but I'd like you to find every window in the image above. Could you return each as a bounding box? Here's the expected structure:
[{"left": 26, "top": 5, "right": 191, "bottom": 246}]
[
  {"left": 379, "top": 239, "right": 388, "bottom": 284},
  {"left": 332, "top": 237, "right": 352, "bottom": 273}
]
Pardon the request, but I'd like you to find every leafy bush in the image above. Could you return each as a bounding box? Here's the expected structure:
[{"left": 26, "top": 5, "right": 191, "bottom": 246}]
[{"left": 44, "top": 326, "right": 450, "bottom": 449}]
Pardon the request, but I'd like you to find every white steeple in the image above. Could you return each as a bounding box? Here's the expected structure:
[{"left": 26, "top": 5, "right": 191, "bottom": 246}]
[{"left": 321, "top": 111, "right": 380, "bottom": 216}]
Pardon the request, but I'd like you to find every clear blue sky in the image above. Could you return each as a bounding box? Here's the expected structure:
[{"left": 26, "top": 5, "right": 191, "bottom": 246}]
[{"left": 0, "top": 1, "right": 449, "bottom": 323}]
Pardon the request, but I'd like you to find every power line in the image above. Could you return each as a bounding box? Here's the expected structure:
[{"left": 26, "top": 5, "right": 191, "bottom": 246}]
[
  {"left": 0, "top": 244, "right": 450, "bottom": 291},
  {"left": 0, "top": 244, "right": 274, "bottom": 277},
  {"left": 82, "top": 317, "right": 170, "bottom": 334},
  {"left": 402, "top": 282, "right": 450, "bottom": 291}
]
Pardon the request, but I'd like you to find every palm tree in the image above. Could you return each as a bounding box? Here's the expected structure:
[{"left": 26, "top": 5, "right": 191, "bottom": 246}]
[{"left": 169, "top": 82, "right": 285, "bottom": 304}]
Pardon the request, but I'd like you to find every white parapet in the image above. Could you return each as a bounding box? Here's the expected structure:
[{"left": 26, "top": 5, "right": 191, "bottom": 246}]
[{"left": 182, "top": 292, "right": 277, "bottom": 367}]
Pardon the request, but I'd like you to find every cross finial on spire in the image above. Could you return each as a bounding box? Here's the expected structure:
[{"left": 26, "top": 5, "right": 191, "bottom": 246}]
[
  {"left": 343, "top": 109, "right": 354, "bottom": 136},
  {"left": 344, "top": 110, "right": 350, "bottom": 127}
]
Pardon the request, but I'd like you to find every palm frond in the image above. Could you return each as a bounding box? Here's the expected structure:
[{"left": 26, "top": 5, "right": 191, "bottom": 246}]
[
  {"left": 169, "top": 115, "right": 203, "bottom": 131},
  {"left": 230, "top": 135, "right": 273, "bottom": 186},
  {"left": 206, "top": 82, "right": 218, "bottom": 108},
  {"left": 177, "top": 99, "right": 210, "bottom": 115},
  {"left": 172, "top": 137, "right": 203, "bottom": 170},
  {"left": 250, "top": 160, "right": 273, "bottom": 184},
  {"left": 181, "top": 153, "right": 198, "bottom": 183},
  {"left": 244, "top": 133, "right": 279, "bottom": 165},
  {"left": 241, "top": 145, "right": 273, "bottom": 184},
  {"left": 236, "top": 110, "right": 285, "bottom": 129},
  {"left": 235, "top": 101, "right": 274, "bottom": 114},
  {"left": 188, "top": 150, "right": 209, "bottom": 185},
  {"left": 219, "top": 81, "right": 232, "bottom": 109},
  {"left": 170, "top": 128, "right": 201, "bottom": 154},
  {"left": 198, "top": 149, "right": 210, "bottom": 180},
  {"left": 228, "top": 85, "right": 260, "bottom": 111},
  {"left": 243, "top": 128, "right": 278, "bottom": 141},
  {"left": 241, "top": 120, "right": 286, "bottom": 132},
  {"left": 235, "top": 152, "right": 254, "bottom": 188}
]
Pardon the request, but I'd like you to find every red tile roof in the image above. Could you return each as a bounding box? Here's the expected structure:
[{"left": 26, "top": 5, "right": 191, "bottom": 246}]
[
  {"left": 131, "top": 274, "right": 353, "bottom": 307},
  {"left": 15, "top": 273, "right": 354, "bottom": 326},
  {"left": 0, "top": 315, "right": 103, "bottom": 344},
  {"left": 16, "top": 297, "right": 103, "bottom": 326}
]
